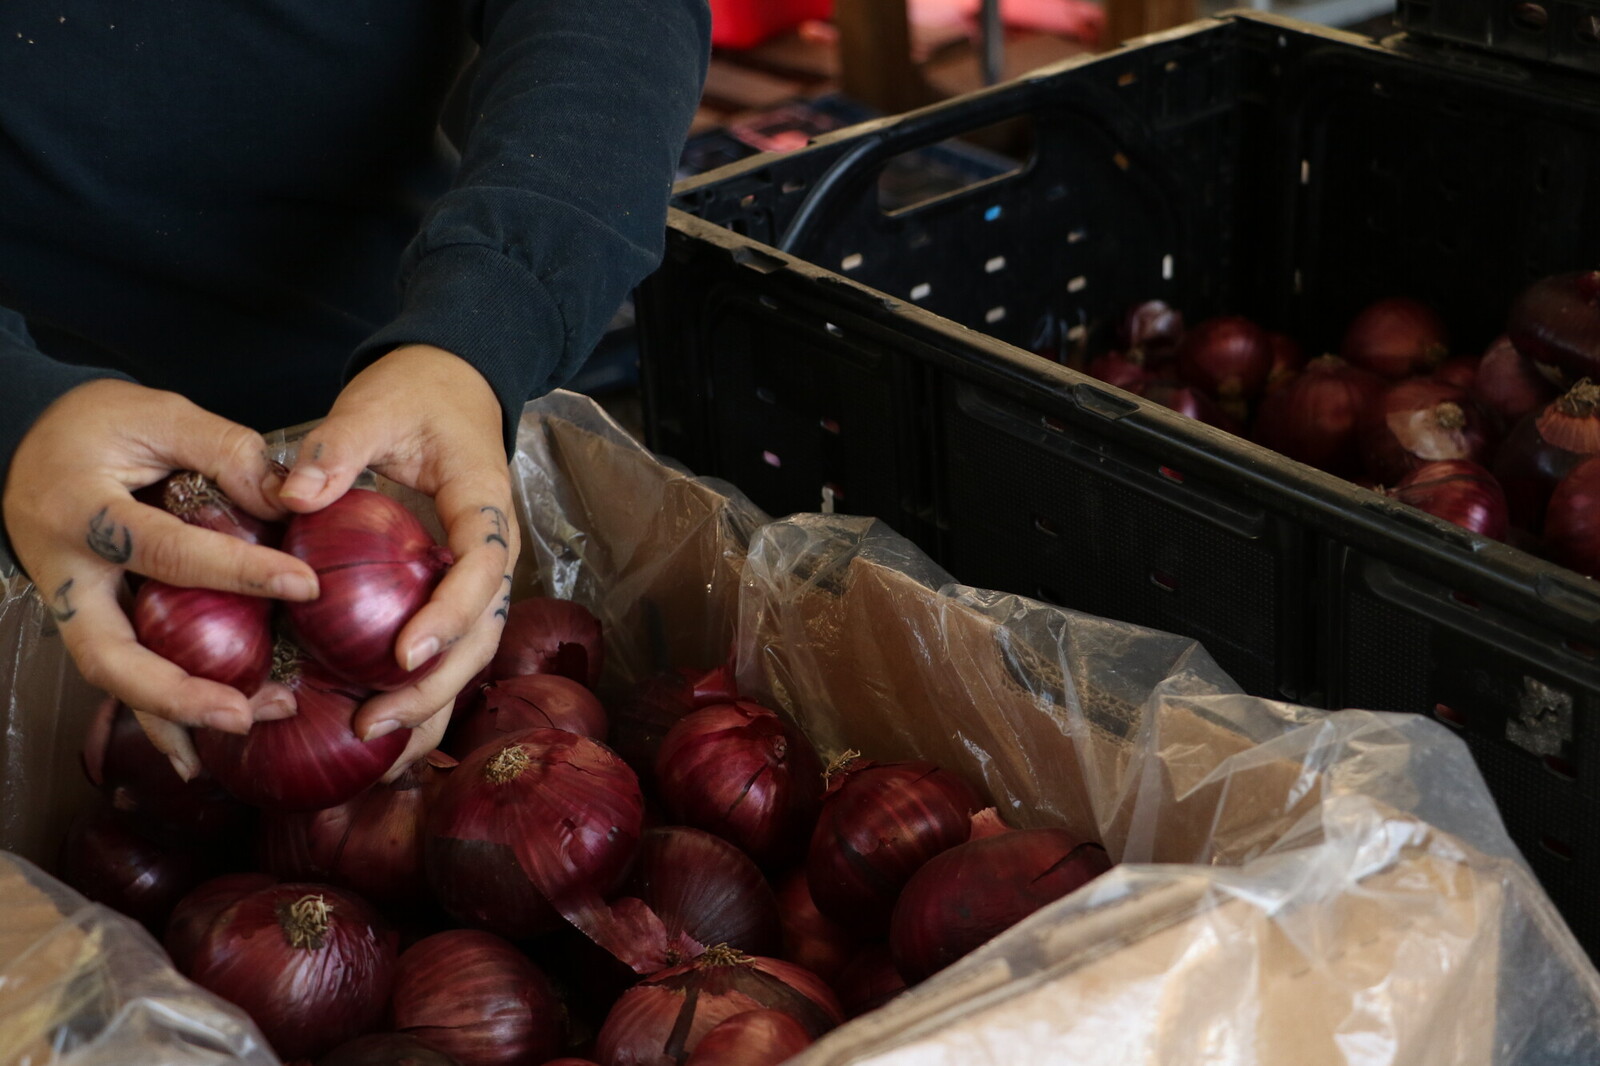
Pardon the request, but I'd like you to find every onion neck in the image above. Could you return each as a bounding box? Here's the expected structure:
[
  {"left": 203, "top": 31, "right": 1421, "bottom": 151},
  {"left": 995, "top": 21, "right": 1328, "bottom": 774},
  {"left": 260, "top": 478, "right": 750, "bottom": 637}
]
[
  {"left": 697, "top": 943, "right": 750, "bottom": 968},
  {"left": 280, "top": 894, "right": 332, "bottom": 950},
  {"left": 1433, "top": 402, "right": 1466, "bottom": 430},
  {"left": 822, "top": 749, "right": 862, "bottom": 790},
  {"left": 270, "top": 639, "right": 303, "bottom": 686},
  {"left": 484, "top": 744, "right": 531, "bottom": 784}
]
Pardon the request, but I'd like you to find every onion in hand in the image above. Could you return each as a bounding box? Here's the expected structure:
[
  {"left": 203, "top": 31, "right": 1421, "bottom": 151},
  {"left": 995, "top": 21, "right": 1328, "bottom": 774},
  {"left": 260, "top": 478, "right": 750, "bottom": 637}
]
[{"left": 132, "top": 580, "right": 273, "bottom": 695}]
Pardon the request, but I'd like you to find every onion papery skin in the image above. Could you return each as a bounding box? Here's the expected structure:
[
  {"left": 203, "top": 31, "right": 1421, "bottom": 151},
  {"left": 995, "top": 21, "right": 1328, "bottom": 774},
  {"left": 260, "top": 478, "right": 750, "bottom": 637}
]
[
  {"left": 195, "top": 657, "right": 407, "bottom": 812},
  {"left": 284, "top": 488, "right": 453, "bottom": 691},
  {"left": 489, "top": 597, "right": 605, "bottom": 689},
  {"left": 1389, "top": 460, "right": 1509, "bottom": 541},
  {"left": 317, "top": 1033, "right": 461, "bottom": 1066},
  {"left": 1358, "top": 378, "right": 1492, "bottom": 485},
  {"left": 137, "top": 470, "right": 284, "bottom": 547},
  {"left": 594, "top": 946, "right": 843, "bottom": 1066},
  {"left": 1492, "top": 381, "right": 1600, "bottom": 533},
  {"left": 889, "top": 831, "right": 1112, "bottom": 983},
  {"left": 773, "top": 869, "right": 855, "bottom": 984},
  {"left": 1545, "top": 456, "right": 1600, "bottom": 578},
  {"left": 1508, "top": 270, "right": 1600, "bottom": 381},
  {"left": 1473, "top": 335, "right": 1559, "bottom": 431},
  {"left": 805, "top": 760, "right": 983, "bottom": 934},
  {"left": 623, "top": 826, "right": 782, "bottom": 959},
  {"left": 1141, "top": 378, "right": 1240, "bottom": 433},
  {"left": 164, "top": 872, "right": 277, "bottom": 974},
  {"left": 1120, "top": 299, "right": 1184, "bottom": 363},
  {"left": 655, "top": 702, "right": 824, "bottom": 869},
  {"left": 1340, "top": 296, "right": 1449, "bottom": 378},
  {"left": 184, "top": 882, "right": 397, "bottom": 1061},
  {"left": 1176, "top": 315, "right": 1272, "bottom": 406},
  {"left": 58, "top": 802, "right": 204, "bottom": 932},
  {"left": 447, "top": 674, "right": 608, "bottom": 760},
  {"left": 1253, "top": 355, "right": 1385, "bottom": 478},
  {"left": 260, "top": 750, "right": 455, "bottom": 913},
  {"left": 683, "top": 1009, "right": 813, "bottom": 1066},
  {"left": 425, "top": 728, "right": 644, "bottom": 943},
  {"left": 1085, "top": 351, "right": 1150, "bottom": 395},
  {"left": 133, "top": 580, "right": 273, "bottom": 695},
  {"left": 391, "top": 929, "right": 567, "bottom": 1066},
  {"left": 610, "top": 664, "right": 740, "bottom": 790},
  {"left": 834, "top": 944, "right": 909, "bottom": 1018},
  {"left": 87, "top": 701, "right": 247, "bottom": 846}
]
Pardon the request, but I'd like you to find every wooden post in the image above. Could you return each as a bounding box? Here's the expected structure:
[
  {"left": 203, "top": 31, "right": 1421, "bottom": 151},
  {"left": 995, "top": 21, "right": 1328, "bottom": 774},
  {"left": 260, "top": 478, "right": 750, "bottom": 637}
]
[
  {"left": 833, "top": 0, "right": 930, "bottom": 114},
  {"left": 1101, "top": 0, "right": 1199, "bottom": 49}
]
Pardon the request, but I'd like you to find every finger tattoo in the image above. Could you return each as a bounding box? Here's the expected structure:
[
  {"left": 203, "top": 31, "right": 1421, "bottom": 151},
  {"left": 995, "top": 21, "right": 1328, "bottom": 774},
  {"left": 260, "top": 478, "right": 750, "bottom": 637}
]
[
  {"left": 481, "top": 505, "right": 510, "bottom": 550},
  {"left": 495, "top": 573, "right": 512, "bottom": 620},
  {"left": 86, "top": 507, "right": 133, "bottom": 564},
  {"left": 50, "top": 578, "right": 77, "bottom": 623}
]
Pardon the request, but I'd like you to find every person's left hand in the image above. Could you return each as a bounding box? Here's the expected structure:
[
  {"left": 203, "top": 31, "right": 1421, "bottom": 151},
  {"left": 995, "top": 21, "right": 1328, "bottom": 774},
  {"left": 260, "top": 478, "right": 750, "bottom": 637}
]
[{"left": 275, "top": 344, "right": 517, "bottom": 778}]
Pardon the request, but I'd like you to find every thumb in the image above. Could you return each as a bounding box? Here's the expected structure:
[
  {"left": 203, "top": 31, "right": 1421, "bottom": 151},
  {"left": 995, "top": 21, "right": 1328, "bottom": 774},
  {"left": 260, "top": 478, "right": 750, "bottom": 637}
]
[{"left": 277, "top": 410, "right": 386, "bottom": 512}]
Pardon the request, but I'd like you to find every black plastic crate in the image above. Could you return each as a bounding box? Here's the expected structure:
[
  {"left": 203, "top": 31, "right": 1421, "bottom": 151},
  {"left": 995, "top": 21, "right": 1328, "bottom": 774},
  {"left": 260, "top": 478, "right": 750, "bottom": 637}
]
[
  {"left": 635, "top": 11, "right": 1600, "bottom": 957},
  {"left": 1397, "top": 0, "right": 1600, "bottom": 77}
]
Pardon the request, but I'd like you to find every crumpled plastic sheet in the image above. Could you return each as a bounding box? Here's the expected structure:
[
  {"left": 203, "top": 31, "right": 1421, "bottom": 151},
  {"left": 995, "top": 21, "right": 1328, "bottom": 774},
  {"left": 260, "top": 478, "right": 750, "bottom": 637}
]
[{"left": 4, "top": 389, "right": 1600, "bottom": 1064}]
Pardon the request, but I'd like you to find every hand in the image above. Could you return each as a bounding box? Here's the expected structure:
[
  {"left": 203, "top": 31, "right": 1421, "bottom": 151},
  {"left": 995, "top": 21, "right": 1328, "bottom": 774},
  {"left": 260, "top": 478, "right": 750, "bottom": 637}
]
[
  {"left": 2, "top": 380, "right": 319, "bottom": 774},
  {"left": 277, "top": 344, "right": 517, "bottom": 776}
]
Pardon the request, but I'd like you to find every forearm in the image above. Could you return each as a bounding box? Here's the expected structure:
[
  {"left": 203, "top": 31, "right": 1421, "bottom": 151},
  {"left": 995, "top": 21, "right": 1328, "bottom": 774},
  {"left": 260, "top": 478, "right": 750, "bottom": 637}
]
[{"left": 350, "top": 0, "right": 712, "bottom": 452}]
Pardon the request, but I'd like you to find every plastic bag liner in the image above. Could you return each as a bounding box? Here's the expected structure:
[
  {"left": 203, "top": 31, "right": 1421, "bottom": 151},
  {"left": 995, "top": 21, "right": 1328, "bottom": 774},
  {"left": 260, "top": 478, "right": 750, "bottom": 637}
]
[{"left": 4, "top": 389, "right": 1600, "bottom": 1063}]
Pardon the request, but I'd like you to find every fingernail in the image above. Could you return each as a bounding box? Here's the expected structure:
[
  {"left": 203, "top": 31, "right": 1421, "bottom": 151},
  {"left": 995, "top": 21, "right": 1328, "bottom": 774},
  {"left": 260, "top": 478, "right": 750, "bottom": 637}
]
[
  {"left": 403, "top": 636, "right": 441, "bottom": 672},
  {"left": 269, "top": 572, "right": 319, "bottom": 600},
  {"left": 257, "top": 695, "right": 297, "bottom": 720},
  {"left": 279, "top": 466, "right": 328, "bottom": 501},
  {"left": 203, "top": 709, "right": 251, "bottom": 734},
  {"left": 167, "top": 752, "right": 199, "bottom": 782},
  {"left": 363, "top": 719, "right": 401, "bottom": 742}
]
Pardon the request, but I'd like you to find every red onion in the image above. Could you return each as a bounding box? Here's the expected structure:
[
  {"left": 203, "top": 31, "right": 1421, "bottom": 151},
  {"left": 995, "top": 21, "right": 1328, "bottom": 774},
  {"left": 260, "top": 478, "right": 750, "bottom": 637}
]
[
  {"left": 164, "top": 872, "right": 277, "bottom": 973},
  {"left": 58, "top": 802, "right": 204, "bottom": 932},
  {"left": 195, "top": 642, "right": 408, "bottom": 812},
  {"left": 623, "top": 826, "right": 782, "bottom": 959},
  {"left": 489, "top": 597, "right": 605, "bottom": 688},
  {"left": 610, "top": 664, "right": 740, "bottom": 788},
  {"left": 1119, "top": 299, "right": 1184, "bottom": 363},
  {"left": 425, "top": 729, "right": 645, "bottom": 959},
  {"left": 260, "top": 750, "right": 455, "bottom": 912},
  {"left": 1492, "top": 380, "right": 1600, "bottom": 532},
  {"left": 1388, "top": 460, "right": 1509, "bottom": 540},
  {"left": 1434, "top": 355, "right": 1480, "bottom": 392},
  {"left": 446, "top": 674, "right": 608, "bottom": 760},
  {"left": 1473, "top": 335, "right": 1560, "bottom": 430},
  {"left": 656, "top": 702, "right": 824, "bottom": 869},
  {"left": 833, "top": 944, "right": 908, "bottom": 1018},
  {"left": 1265, "top": 331, "right": 1305, "bottom": 393},
  {"left": 183, "top": 882, "right": 397, "bottom": 1060},
  {"left": 1141, "top": 378, "right": 1241, "bottom": 433},
  {"left": 284, "top": 488, "right": 453, "bottom": 691},
  {"left": 1358, "top": 378, "right": 1492, "bottom": 485},
  {"left": 132, "top": 579, "right": 273, "bottom": 694},
  {"left": 1253, "top": 355, "right": 1386, "bottom": 478},
  {"left": 773, "top": 869, "right": 855, "bottom": 984},
  {"left": 805, "top": 760, "right": 982, "bottom": 933},
  {"left": 317, "top": 1034, "right": 461, "bottom": 1066},
  {"left": 1085, "top": 351, "right": 1150, "bottom": 394},
  {"left": 594, "top": 946, "right": 842, "bottom": 1066},
  {"left": 83, "top": 700, "right": 246, "bottom": 845},
  {"left": 1176, "top": 315, "right": 1272, "bottom": 408},
  {"left": 1507, "top": 270, "right": 1600, "bottom": 381},
  {"left": 391, "top": 929, "right": 567, "bottom": 1066},
  {"left": 137, "top": 470, "right": 284, "bottom": 547},
  {"left": 1340, "top": 296, "right": 1449, "bottom": 378},
  {"left": 1544, "top": 456, "right": 1600, "bottom": 577},
  {"left": 889, "top": 828, "right": 1111, "bottom": 982},
  {"left": 544, "top": 1061, "right": 603, "bottom": 1066},
  {"left": 683, "top": 1009, "right": 813, "bottom": 1066}
]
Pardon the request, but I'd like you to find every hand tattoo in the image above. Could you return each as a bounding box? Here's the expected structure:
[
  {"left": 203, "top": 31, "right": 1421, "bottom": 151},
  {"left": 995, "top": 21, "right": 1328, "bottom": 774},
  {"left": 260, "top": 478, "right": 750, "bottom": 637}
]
[
  {"left": 482, "top": 505, "right": 510, "bottom": 550},
  {"left": 495, "top": 573, "right": 512, "bottom": 621},
  {"left": 49, "top": 578, "right": 77, "bottom": 623},
  {"left": 86, "top": 507, "right": 133, "bottom": 564}
]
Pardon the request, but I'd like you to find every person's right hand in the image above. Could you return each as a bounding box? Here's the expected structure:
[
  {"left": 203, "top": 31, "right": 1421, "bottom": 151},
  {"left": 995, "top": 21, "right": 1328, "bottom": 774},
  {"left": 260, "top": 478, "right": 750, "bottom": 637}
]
[{"left": 1, "top": 379, "right": 321, "bottom": 777}]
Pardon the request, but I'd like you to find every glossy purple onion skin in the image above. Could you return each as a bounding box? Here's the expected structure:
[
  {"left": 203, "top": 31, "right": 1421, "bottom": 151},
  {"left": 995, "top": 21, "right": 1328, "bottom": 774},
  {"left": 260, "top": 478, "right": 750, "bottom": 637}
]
[
  {"left": 625, "top": 826, "right": 782, "bottom": 957},
  {"left": 137, "top": 470, "right": 285, "bottom": 548},
  {"left": 447, "top": 674, "right": 608, "bottom": 760},
  {"left": 684, "top": 1009, "right": 814, "bottom": 1066},
  {"left": 1508, "top": 271, "right": 1600, "bottom": 381},
  {"left": 317, "top": 1033, "right": 461, "bottom": 1066},
  {"left": 1253, "top": 356, "right": 1386, "bottom": 478},
  {"left": 656, "top": 702, "right": 825, "bottom": 869},
  {"left": 1358, "top": 379, "right": 1493, "bottom": 485},
  {"left": 805, "top": 761, "right": 983, "bottom": 934},
  {"left": 164, "top": 872, "right": 277, "bottom": 974},
  {"left": 284, "top": 489, "right": 452, "bottom": 691},
  {"left": 58, "top": 802, "right": 204, "bottom": 932},
  {"left": 834, "top": 945, "right": 908, "bottom": 1018},
  {"left": 889, "top": 831, "right": 1112, "bottom": 982},
  {"left": 1546, "top": 456, "right": 1600, "bottom": 578},
  {"left": 1341, "top": 296, "right": 1449, "bottom": 378},
  {"left": 1473, "top": 335, "right": 1559, "bottom": 431},
  {"left": 488, "top": 597, "right": 605, "bottom": 688},
  {"left": 195, "top": 666, "right": 408, "bottom": 812},
  {"left": 1176, "top": 315, "right": 1272, "bottom": 402},
  {"left": 90, "top": 702, "right": 247, "bottom": 846},
  {"left": 1390, "top": 460, "right": 1509, "bottom": 541},
  {"left": 133, "top": 580, "right": 273, "bottom": 694},
  {"left": 184, "top": 882, "right": 397, "bottom": 1061}
]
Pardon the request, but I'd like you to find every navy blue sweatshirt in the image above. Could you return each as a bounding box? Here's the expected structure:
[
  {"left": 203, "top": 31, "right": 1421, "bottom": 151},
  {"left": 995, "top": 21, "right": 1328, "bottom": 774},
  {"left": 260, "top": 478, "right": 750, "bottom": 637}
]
[{"left": 0, "top": 0, "right": 709, "bottom": 563}]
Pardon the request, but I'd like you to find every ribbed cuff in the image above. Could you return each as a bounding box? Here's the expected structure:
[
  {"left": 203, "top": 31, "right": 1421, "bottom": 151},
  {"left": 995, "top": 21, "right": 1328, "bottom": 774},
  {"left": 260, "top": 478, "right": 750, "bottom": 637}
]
[{"left": 349, "top": 242, "right": 569, "bottom": 457}]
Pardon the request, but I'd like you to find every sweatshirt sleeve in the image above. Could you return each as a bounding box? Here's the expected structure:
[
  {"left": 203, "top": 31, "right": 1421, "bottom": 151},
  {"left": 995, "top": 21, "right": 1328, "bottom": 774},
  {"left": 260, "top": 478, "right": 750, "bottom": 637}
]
[
  {"left": 349, "top": 0, "right": 712, "bottom": 453},
  {"left": 0, "top": 307, "right": 135, "bottom": 576}
]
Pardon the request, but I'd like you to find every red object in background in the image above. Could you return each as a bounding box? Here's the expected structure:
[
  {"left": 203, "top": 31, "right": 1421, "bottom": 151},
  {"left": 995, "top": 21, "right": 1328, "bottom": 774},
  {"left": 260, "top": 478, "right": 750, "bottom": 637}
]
[{"left": 711, "top": 0, "right": 833, "bottom": 49}]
